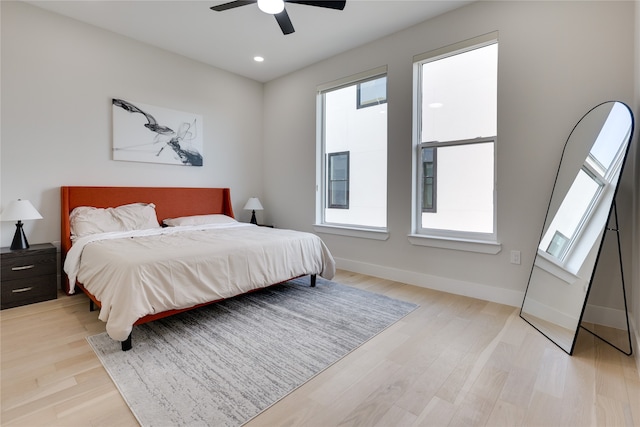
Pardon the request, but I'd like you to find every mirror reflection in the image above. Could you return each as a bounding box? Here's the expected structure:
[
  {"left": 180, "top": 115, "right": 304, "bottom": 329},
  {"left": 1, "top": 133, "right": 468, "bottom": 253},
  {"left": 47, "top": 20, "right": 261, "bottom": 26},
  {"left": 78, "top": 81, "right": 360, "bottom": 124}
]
[{"left": 520, "top": 101, "right": 633, "bottom": 354}]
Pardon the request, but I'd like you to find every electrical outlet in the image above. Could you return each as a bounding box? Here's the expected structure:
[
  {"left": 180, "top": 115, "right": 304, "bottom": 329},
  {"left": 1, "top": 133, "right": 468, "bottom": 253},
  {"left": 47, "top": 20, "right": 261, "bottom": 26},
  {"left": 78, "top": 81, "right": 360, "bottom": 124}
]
[{"left": 510, "top": 250, "right": 521, "bottom": 265}]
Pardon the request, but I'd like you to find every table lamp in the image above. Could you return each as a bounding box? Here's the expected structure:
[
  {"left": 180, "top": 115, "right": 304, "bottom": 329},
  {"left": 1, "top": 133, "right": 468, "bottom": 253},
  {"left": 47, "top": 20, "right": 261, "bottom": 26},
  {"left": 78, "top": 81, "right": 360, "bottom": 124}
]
[
  {"left": 243, "top": 197, "right": 263, "bottom": 225},
  {"left": 1, "top": 199, "right": 43, "bottom": 250}
]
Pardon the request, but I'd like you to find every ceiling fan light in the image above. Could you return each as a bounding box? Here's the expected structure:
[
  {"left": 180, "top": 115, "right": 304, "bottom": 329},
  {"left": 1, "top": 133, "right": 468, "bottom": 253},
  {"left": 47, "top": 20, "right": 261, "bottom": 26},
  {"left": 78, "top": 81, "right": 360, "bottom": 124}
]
[{"left": 257, "top": 0, "right": 284, "bottom": 14}]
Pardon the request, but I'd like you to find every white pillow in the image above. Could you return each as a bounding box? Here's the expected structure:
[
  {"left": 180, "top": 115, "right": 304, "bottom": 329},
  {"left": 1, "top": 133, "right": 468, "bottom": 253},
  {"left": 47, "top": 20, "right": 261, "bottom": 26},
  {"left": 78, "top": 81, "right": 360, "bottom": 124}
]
[
  {"left": 163, "top": 214, "right": 237, "bottom": 227},
  {"left": 112, "top": 203, "right": 160, "bottom": 231},
  {"left": 70, "top": 206, "right": 123, "bottom": 238},
  {"left": 70, "top": 203, "right": 159, "bottom": 239}
]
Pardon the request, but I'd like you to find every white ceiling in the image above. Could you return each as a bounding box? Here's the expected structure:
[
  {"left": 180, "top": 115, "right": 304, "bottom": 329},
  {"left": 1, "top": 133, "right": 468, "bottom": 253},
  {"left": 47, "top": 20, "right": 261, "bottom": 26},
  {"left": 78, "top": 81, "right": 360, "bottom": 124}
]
[{"left": 26, "top": 0, "right": 472, "bottom": 82}]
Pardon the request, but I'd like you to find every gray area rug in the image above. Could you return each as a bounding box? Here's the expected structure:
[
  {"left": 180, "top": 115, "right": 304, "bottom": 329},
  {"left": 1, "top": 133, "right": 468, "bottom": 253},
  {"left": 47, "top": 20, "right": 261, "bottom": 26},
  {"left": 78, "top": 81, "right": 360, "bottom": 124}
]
[{"left": 88, "top": 277, "right": 417, "bottom": 427}]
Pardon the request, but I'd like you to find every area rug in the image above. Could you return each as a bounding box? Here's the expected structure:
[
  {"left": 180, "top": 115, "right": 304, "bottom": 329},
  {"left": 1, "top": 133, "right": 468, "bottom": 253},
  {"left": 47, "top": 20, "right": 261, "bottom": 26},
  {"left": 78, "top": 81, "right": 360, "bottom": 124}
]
[{"left": 87, "top": 277, "right": 417, "bottom": 427}]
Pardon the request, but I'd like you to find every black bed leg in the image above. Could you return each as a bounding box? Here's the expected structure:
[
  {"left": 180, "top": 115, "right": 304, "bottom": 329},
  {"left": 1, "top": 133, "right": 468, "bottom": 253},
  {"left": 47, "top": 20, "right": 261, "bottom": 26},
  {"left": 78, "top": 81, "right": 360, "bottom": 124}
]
[
  {"left": 310, "top": 274, "right": 316, "bottom": 287},
  {"left": 89, "top": 299, "right": 96, "bottom": 312},
  {"left": 121, "top": 333, "right": 132, "bottom": 351}
]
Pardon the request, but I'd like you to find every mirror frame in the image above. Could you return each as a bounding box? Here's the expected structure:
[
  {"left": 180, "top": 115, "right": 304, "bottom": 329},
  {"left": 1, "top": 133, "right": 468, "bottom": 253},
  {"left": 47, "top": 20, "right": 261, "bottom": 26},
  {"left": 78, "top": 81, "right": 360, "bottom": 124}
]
[{"left": 520, "top": 100, "right": 635, "bottom": 355}]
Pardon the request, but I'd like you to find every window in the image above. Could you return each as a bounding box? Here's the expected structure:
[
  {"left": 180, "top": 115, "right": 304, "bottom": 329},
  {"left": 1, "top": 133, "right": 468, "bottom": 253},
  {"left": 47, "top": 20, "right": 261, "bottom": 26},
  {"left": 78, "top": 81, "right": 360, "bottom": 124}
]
[
  {"left": 412, "top": 33, "right": 498, "bottom": 244},
  {"left": 328, "top": 151, "right": 349, "bottom": 209},
  {"left": 546, "top": 231, "right": 569, "bottom": 259},
  {"left": 357, "top": 76, "right": 387, "bottom": 109},
  {"left": 316, "top": 67, "right": 388, "bottom": 235}
]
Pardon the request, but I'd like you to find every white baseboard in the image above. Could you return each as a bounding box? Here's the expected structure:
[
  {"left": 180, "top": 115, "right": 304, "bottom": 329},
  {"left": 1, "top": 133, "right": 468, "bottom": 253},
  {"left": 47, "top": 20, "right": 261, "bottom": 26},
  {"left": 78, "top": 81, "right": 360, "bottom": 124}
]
[
  {"left": 334, "top": 257, "right": 525, "bottom": 307},
  {"left": 583, "top": 303, "right": 631, "bottom": 330}
]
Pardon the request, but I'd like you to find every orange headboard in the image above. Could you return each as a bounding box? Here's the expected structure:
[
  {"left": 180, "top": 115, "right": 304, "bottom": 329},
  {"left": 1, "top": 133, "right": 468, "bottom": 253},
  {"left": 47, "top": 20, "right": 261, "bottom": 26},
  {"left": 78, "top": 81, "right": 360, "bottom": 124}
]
[{"left": 60, "top": 186, "right": 234, "bottom": 293}]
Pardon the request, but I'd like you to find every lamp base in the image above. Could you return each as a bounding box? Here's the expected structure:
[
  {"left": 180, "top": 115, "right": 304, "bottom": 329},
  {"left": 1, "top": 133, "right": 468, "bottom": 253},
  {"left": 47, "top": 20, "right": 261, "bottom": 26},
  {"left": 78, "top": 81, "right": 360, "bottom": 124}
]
[
  {"left": 10, "top": 221, "right": 29, "bottom": 250},
  {"left": 250, "top": 210, "right": 258, "bottom": 225}
]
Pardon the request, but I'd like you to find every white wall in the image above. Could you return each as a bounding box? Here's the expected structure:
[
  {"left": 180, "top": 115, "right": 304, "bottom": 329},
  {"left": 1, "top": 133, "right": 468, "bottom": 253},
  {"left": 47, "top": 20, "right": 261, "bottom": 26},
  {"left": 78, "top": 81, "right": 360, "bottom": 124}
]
[
  {"left": 263, "top": 1, "right": 636, "bottom": 308},
  {"left": 0, "top": 1, "right": 265, "bottom": 248}
]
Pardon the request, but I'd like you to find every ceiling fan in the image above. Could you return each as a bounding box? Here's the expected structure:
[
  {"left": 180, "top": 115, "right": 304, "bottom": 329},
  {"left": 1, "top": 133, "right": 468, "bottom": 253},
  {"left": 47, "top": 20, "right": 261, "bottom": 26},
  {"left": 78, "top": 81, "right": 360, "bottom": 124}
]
[{"left": 210, "top": 0, "right": 346, "bottom": 35}]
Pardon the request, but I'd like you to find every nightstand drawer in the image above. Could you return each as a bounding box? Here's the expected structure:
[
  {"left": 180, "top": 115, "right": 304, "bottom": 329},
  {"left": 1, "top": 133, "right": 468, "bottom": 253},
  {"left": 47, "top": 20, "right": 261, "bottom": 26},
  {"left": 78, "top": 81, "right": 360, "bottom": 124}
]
[
  {"left": 1, "top": 252, "right": 56, "bottom": 281},
  {"left": 1, "top": 275, "right": 57, "bottom": 309}
]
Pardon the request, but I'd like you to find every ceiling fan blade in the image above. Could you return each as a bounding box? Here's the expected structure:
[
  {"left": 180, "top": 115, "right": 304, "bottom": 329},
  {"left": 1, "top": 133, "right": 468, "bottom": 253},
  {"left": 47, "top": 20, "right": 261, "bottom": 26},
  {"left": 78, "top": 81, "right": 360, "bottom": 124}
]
[
  {"left": 210, "top": 0, "right": 256, "bottom": 12},
  {"left": 274, "top": 9, "right": 295, "bottom": 34},
  {"left": 286, "top": 0, "right": 346, "bottom": 10}
]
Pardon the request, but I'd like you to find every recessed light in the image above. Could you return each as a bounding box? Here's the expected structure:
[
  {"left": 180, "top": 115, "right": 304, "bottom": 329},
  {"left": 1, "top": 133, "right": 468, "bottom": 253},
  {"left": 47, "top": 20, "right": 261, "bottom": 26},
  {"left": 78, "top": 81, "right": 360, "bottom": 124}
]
[
  {"left": 429, "top": 102, "right": 444, "bottom": 108},
  {"left": 254, "top": 56, "right": 265, "bottom": 62}
]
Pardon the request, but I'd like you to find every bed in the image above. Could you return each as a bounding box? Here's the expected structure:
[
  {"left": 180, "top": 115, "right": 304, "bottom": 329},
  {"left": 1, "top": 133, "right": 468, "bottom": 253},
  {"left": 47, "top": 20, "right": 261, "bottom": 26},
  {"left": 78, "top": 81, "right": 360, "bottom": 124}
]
[{"left": 60, "top": 186, "right": 335, "bottom": 350}]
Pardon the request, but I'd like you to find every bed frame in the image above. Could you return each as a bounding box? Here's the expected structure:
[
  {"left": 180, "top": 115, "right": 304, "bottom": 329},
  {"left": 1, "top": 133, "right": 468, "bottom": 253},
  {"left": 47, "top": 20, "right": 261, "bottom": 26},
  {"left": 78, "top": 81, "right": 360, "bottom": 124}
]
[{"left": 60, "top": 186, "right": 316, "bottom": 351}]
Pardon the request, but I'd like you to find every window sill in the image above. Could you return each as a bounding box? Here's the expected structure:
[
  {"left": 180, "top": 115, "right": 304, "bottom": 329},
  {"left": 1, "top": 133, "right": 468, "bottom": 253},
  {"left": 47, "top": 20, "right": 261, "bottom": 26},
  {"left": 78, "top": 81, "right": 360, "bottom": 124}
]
[
  {"left": 407, "top": 234, "right": 502, "bottom": 254},
  {"left": 313, "top": 224, "right": 389, "bottom": 241},
  {"left": 533, "top": 251, "right": 578, "bottom": 285}
]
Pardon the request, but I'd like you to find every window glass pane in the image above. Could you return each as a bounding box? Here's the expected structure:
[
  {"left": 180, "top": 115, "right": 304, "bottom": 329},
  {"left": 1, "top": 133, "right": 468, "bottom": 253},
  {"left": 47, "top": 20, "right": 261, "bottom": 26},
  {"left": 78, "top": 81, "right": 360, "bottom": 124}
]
[
  {"left": 421, "top": 44, "right": 497, "bottom": 142},
  {"left": 423, "top": 178, "right": 434, "bottom": 210},
  {"left": 421, "top": 143, "right": 494, "bottom": 233},
  {"left": 589, "top": 102, "right": 632, "bottom": 175},
  {"left": 330, "top": 181, "right": 348, "bottom": 207},
  {"left": 330, "top": 154, "right": 348, "bottom": 180},
  {"left": 358, "top": 76, "right": 387, "bottom": 108}
]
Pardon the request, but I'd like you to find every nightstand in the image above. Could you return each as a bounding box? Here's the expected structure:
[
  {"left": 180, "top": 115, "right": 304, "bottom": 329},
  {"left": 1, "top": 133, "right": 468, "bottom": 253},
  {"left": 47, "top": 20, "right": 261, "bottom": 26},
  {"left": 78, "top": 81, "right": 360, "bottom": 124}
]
[{"left": 1, "top": 243, "right": 57, "bottom": 309}]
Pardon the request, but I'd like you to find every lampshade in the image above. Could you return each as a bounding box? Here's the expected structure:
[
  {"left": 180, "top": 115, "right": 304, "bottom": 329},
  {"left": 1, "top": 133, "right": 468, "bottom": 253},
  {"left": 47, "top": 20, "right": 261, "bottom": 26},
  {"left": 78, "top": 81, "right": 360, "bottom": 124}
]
[
  {"left": 243, "top": 198, "right": 264, "bottom": 211},
  {"left": 257, "top": 0, "right": 284, "bottom": 14},
  {"left": 1, "top": 199, "right": 43, "bottom": 250},
  {"left": 0, "top": 199, "right": 43, "bottom": 221}
]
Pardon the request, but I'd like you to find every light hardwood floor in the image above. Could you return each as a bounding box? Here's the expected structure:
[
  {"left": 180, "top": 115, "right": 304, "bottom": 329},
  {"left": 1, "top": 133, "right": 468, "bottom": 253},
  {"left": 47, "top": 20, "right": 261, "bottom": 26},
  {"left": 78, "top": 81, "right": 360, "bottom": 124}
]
[{"left": 2, "top": 270, "right": 639, "bottom": 426}]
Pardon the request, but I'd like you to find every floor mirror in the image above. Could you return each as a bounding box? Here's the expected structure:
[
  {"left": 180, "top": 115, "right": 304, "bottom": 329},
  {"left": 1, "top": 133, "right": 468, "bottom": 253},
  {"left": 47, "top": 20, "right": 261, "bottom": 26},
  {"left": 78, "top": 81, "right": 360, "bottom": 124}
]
[{"left": 520, "top": 101, "right": 634, "bottom": 355}]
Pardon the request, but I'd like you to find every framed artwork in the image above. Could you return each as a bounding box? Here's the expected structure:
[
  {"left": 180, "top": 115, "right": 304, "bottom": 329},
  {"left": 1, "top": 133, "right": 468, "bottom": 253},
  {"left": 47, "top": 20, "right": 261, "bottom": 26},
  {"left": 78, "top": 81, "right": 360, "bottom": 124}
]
[{"left": 112, "top": 98, "right": 203, "bottom": 166}]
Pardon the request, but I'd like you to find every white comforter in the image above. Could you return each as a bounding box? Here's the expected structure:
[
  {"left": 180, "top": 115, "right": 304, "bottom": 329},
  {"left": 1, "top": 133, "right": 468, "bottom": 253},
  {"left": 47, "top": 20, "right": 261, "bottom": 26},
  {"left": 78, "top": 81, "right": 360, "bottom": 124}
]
[{"left": 64, "top": 223, "right": 335, "bottom": 341}]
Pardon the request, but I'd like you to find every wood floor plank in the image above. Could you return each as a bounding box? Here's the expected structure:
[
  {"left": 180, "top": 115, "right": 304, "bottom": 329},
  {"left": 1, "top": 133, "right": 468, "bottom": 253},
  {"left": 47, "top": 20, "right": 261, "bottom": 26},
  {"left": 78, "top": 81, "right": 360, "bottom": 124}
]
[
  {"left": 412, "top": 395, "right": 456, "bottom": 426},
  {"left": 522, "top": 390, "right": 564, "bottom": 426},
  {"left": 314, "top": 359, "right": 405, "bottom": 426},
  {"left": 625, "top": 376, "right": 640, "bottom": 426},
  {"left": 484, "top": 399, "right": 526, "bottom": 427},
  {"left": 308, "top": 350, "right": 389, "bottom": 407},
  {"left": 373, "top": 404, "right": 416, "bottom": 427},
  {"left": 2, "top": 270, "right": 639, "bottom": 426}
]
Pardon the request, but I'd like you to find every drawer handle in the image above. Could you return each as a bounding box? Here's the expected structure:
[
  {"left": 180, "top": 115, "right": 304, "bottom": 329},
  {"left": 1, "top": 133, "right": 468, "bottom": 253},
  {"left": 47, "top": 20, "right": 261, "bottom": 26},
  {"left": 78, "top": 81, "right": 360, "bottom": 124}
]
[
  {"left": 12, "top": 287, "right": 33, "bottom": 293},
  {"left": 11, "top": 265, "right": 35, "bottom": 271}
]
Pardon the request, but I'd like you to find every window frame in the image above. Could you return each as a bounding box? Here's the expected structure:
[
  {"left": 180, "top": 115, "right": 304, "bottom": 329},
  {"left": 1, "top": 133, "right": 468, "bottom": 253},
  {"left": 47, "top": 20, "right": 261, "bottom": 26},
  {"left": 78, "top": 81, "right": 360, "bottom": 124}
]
[{"left": 410, "top": 32, "right": 500, "bottom": 252}]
